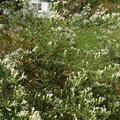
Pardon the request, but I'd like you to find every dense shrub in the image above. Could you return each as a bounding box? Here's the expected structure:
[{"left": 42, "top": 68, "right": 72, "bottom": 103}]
[{"left": 0, "top": 1, "right": 120, "bottom": 120}]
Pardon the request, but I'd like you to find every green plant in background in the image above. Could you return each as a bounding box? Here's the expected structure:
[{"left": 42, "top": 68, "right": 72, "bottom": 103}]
[{"left": 0, "top": 0, "right": 120, "bottom": 120}]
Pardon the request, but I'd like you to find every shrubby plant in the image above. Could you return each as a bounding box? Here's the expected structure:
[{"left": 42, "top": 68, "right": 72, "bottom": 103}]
[
  {"left": 1, "top": 55, "right": 120, "bottom": 119},
  {"left": 0, "top": 1, "right": 120, "bottom": 120}
]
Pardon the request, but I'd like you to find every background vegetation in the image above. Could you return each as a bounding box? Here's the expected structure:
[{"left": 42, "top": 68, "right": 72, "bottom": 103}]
[{"left": 0, "top": 0, "right": 120, "bottom": 120}]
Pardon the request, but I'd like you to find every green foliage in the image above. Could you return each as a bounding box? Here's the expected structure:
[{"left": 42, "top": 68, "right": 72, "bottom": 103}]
[
  {"left": 0, "top": 1, "right": 120, "bottom": 120},
  {"left": 52, "top": 0, "right": 87, "bottom": 17}
]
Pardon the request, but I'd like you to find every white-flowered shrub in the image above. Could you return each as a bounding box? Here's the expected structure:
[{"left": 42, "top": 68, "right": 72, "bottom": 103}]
[{"left": 0, "top": 1, "right": 120, "bottom": 120}]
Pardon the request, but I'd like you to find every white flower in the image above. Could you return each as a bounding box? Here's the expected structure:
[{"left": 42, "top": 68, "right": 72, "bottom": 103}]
[
  {"left": 100, "top": 48, "right": 109, "bottom": 55},
  {"left": 0, "top": 24, "right": 4, "bottom": 29},
  {"left": 62, "top": 1, "right": 67, "bottom": 4},
  {"left": 57, "top": 26, "right": 62, "bottom": 31},
  {"left": 3, "top": 58, "right": 9, "bottom": 64},
  {"left": 100, "top": 107, "right": 107, "bottom": 113},
  {"left": 64, "top": 49, "right": 67, "bottom": 56},
  {"left": 106, "top": 29, "right": 113, "bottom": 34},
  {"left": 21, "top": 99, "right": 27, "bottom": 105},
  {"left": 48, "top": 41, "right": 52, "bottom": 46},
  {"left": 30, "top": 111, "right": 41, "bottom": 120},
  {"left": 32, "top": 45, "right": 39, "bottom": 52},
  {"left": 83, "top": 19, "right": 89, "bottom": 25},
  {"left": 96, "top": 70, "right": 104, "bottom": 76},
  {"left": 13, "top": 70, "right": 19, "bottom": 79},
  {"left": 46, "top": 93, "right": 53, "bottom": 97},
  {"left": 17, "top": 110, "right": 28, "bottom": 117},
  {"left": 19, "top": 72, "right": 27, "bottom": 80},
  {"left": 5, "top": 63, "right": 11, "bottom": 69},
  {"left": 115, "top": 71, "right": 120, "bottom": 77},
  {"left": 11, "top": 68, "right": 15, "bottom": 74},
  {"left": 11, "top": 100, "right": 17, "bottom": 107},
  {"left": 111, "top": 13, "right": 120, "bottom": 18},
  {"left": 73, "top": 114, "right": 78, "bottom": 120}
]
